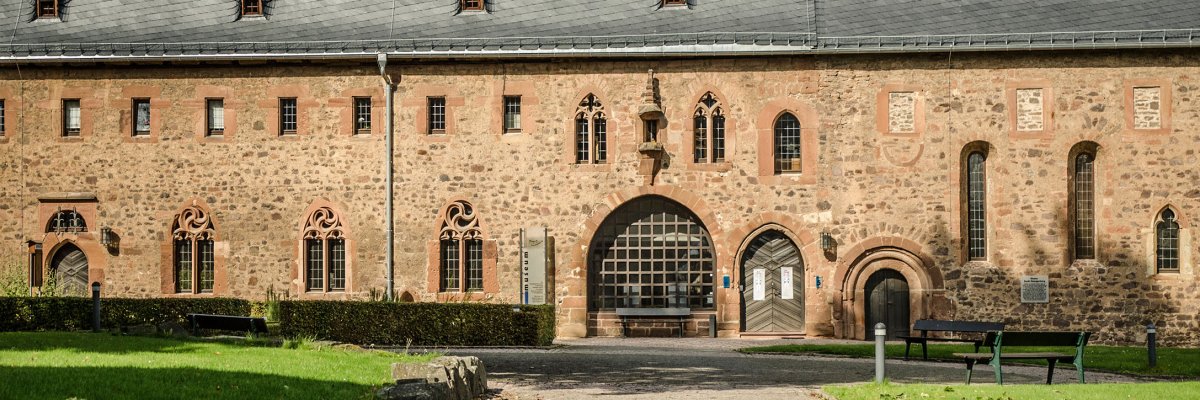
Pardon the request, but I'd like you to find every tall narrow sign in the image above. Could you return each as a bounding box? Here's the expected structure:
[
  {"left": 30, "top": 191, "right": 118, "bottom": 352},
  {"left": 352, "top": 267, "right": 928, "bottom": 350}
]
[
  {"left": 752, "top": 268, "right": 765, "bottom": 301},
  {"left": 780, "top": 267, "right": 794, "bottom": 300},
  {"left": 521, "top": 227, "right": 548, "bottom": 305}
]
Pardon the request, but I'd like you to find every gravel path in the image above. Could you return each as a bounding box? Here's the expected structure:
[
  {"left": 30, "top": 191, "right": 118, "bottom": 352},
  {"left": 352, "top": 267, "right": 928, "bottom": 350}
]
[{"left": 432, "top": 337, "right": 1149, "bottom": 400}]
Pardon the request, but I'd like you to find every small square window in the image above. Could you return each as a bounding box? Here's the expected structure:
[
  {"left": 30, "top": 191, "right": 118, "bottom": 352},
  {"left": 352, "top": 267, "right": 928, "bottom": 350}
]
[
  {"left": 354, "top": 97, "right": 372, "bottom": 134},
  {"left": 503, "top": 96, "right": 521, "bottom": 132},
  {"left": 37, "top": 0, "right": 58, "bottom": 18},
  {"left": 132, "top": 99, "right": 151, "bottom": 136},
  {"left": 663, "top": 0, "right": 687, "bottom": 6},
  {"left": 241, "top": 0, "right": 263, "bottom": 16},
  {"left": 279, "top": 98, "right": 298, "bottom": 135},
  {"left": 62, "top": 99, "right": 81, "bottom": 137},
  {"left": 428, "top": 97, "right": 446, "bottom": 134},
  {"left": 206, "top": 98, "right": 225, "bottom": 136},
  {"left": 461, "top": 0, "right": 484, "bottom": 11}
]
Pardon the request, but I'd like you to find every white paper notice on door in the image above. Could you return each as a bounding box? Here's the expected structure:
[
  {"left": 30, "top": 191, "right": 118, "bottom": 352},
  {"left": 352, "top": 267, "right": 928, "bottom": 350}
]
[
  {"left": 752, "top": 268, "right": 765, "bottom": 301},
  {"left": 781, "top": 267, "right": 794, "bottom": 300}
]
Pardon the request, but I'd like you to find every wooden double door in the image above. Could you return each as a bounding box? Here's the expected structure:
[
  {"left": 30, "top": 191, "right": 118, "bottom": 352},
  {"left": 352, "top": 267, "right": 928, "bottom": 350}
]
[
  {"left": 50, "top": 243, "right": 89, "bottom": 297},
  {"left": 740, "top": 231, "right": 804, "bottom": 332},
  {"left": 865, "top": 269, "right": 910, "bottom": 340}
]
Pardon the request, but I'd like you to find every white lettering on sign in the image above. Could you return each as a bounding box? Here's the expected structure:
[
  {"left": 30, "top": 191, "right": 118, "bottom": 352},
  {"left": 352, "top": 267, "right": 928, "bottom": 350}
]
[
  {"left": 1020, "top": 275, "right": 1049, "bottom": 304},
  {"left": 752, "top": 268, "right": 765, "bottom": 301},
  {"left": 781, "top": 267, "right": 794, "bottom": 300}
]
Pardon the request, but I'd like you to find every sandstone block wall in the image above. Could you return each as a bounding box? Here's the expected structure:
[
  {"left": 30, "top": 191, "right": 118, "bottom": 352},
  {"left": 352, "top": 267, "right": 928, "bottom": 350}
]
[{"left": 0, "top": 50, "right": 1197, "bottom": 345}]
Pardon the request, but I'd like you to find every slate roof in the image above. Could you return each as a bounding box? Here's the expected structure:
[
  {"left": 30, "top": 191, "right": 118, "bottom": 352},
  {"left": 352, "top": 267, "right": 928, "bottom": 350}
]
[{"left": 0, "top": 0, "right": 1197, "bottom": 61}]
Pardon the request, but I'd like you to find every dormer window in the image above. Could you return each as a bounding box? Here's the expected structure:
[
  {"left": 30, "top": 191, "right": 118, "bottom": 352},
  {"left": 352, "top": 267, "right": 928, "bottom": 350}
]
[
  {"left": 461, "top": 0, "right": 484, "bottom": 11},
  {"left": 241, "top": 0, "right": 263, "bottom": 17},
  {"left": 37, "top": 0, "right": 58, "bottom": 18},
  {"left": 663, "top": 0, "right": 687, "bottom": 7}
]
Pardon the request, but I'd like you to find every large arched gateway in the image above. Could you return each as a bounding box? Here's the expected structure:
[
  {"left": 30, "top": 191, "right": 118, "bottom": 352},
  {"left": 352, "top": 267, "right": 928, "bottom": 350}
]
[{"left": 588, "top": 196, "right": 715, "bottom": 335}]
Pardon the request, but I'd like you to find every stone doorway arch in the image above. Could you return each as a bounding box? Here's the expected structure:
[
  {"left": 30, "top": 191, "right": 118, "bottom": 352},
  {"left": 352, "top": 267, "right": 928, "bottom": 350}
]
[{"left": 832, "top": 239, "right": 945, "bottom": 340}]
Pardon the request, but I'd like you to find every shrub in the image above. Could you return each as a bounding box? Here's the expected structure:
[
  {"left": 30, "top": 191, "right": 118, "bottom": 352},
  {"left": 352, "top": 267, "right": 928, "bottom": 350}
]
[
  {"left": 0, "top": 297, "right": 252, "bottom": 332},
  {"left": 279, "top": 301, "right": 555, "bottom": 347}
]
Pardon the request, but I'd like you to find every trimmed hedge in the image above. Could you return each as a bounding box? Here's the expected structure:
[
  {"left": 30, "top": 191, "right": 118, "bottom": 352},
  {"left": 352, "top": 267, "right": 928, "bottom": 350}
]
[
  {"left": 280, "top": 301, "right": 555, "bottom": 347},
  {"left": 0, "top": 297, "right": 252, "bottom": 332}
]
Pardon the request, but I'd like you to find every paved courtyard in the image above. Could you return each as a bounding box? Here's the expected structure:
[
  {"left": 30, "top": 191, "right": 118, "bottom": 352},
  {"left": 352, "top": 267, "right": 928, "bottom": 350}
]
[{"left": 441, "top": 338, "right": 1147, "bottom": 399}]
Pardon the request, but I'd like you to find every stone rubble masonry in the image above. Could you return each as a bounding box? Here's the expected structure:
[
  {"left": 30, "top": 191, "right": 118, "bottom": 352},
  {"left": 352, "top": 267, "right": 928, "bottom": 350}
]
[
  {"left": 887, "top": 92, "right": 916, "bottom": 133},
  {"left": 1132, "top": 86, "right": 1162, "bottom": 130},
  {"left": 1015, "top": 88, "right": 1044, "bottom": 132},
  {"left": 0, "top": 50, "right": 1198, "bottom": 345}
]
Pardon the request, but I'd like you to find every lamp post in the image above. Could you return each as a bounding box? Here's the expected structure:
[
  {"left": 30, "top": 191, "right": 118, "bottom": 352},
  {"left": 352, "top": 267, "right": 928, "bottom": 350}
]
[
  {"left": 91, "top": 282, "right": 102, "bottom": 333},
  {"left": 875, "top": 323, "right": 887, "bottom": 383}
]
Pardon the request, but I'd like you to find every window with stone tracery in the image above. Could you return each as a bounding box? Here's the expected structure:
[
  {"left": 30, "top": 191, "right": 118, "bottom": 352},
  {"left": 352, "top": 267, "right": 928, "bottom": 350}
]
[
  {"left": 693, "top": 92, "right": 725, "bottom": 163},
  {"left": 438, "top": 200, "right": 484, "bottom": 292},
  {"left": 575, "top": 94, "right": 607, "bottom": 164},
  {"left": 172, "top": 204, "right": 216, "bottom": 294},
  {"left": 47, "top": 209, "right": 87, "bottom": 233},
  {"left": 303, "top": 206, "right": 346, "bottom": 292}
]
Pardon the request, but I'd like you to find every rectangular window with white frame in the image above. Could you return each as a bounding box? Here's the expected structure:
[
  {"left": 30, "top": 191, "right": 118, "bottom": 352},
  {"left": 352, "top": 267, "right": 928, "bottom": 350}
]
[
  {"left": 279, "top": 98, "right": 297, "bottom": 135},
  {"left": 354, "top": 97, "right": 371, "bottom": 134},
  {"left": 428, "top": 97, "right": 446, "bottom": 134},
  {"left": 503, "top": 96, "right": 521, "bottom": 133},
  {"left": 62, "top": 99, "right": 81, "bottom": 137},
  {"left": 206, "top": 98, "right": 225, "bottom": 136}
]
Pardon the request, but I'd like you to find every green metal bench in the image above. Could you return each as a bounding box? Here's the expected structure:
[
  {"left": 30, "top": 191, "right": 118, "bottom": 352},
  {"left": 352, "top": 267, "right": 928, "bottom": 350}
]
[{"left": 954, "top": 331, "right": 1091, "bottom": 385}]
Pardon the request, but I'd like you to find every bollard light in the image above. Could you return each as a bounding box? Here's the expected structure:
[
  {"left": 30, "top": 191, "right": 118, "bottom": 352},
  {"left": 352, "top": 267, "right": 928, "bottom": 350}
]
[
  {"left": 1147, "top": 324, "right": 1158, "bottom": 368},
  {"left": 874, "top": 323, "right": 887, "bottom": 383},
  {"left": 91, "top": 282, "right": 102, "bottom": 333},
  {"left": 875, "top": 323, "right": 887, "bottom": 338}
]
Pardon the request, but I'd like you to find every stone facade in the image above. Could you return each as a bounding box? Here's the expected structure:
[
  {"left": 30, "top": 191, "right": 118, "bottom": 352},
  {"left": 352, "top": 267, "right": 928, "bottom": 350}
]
[
  {"left": 1015, "top": 88, "right": 1044, "bottom": 132},
  {"left": 2, "top": 49, "right": 1198, "bottom": 345},
  {"left": 1133, "top": 86, "right": 1163, "bottom": 129},
  {"left": 887, "top": 92, "right": 917, "bottom": 133}
]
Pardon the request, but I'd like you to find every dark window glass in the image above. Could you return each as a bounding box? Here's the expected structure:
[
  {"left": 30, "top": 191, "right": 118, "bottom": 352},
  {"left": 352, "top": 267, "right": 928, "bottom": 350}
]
[
  {"left": 1157, "top": 209, "right": 1180, "bottom": 273},
  {"left": 47, "top": 210, "right": 86, "bottom": 233},
  {"left": 305, "top": 239, "right": 323, "bottom": 291},
  {"left": 466, "top": 239, "right": 483, "bottom": 291},
  {"left": 575, "top": 117, "right": 590, "bottom": 163},
  {"left": 241, "top": 0, "right": 262, "bottom": 16},
  {"left": 462, "top": 0, "right": 484, "bottom": 11},
  {"left": 440, "top": 240, "right": 460, "bottom": 291},
  {"left": 329, "top": 239, "right": 346, "bottom": 291},
  {"left": 773, "top": 113, "right": 801, "bottom": 173},
  {"left": 37, "top": 0, "right": 58, "bottom": 18},
  {"left": 280, "top": 98, "right": 297, "bottom": 135},
  {"left": 504, "top": 96, "right": 521, "bottom": 132},
  {"left": 354, "top": 97, "right": 372, "bottom": 134},
  {"left": 967, "top": 152, "right": 987, "bottom": 260},
  {"left": 1, "top": 99, "right": 6, "bottom": 135},
  {"left": 133, "top": 99, "right": 151, "bottom": 136},
  {"left": 174, "top": 240, "right": 192, "bottom": 293},
  {"left": 428, "top": 97, "right": 446, "bottom": 133},
  {"left": 198, "top": 240, "right": 215, "bottom": 293},
  {"left": 693, "top": 113, "right": 707, "bottom": 163},
  {"left": 1074, "top": 153, "right": 1095, "bottom": 260},
  {"left": 712, "top": 114, "right": 726, "bottom": 162}
]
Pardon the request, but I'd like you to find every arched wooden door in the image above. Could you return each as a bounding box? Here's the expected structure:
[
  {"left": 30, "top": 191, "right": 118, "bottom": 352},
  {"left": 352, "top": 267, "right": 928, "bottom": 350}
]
[
  {"left": 741, "top": 231, "right": 804, "bottom": 332},
  {"left": 50, "top": 243, "right": 89, "bottom": 297},
  {"left": 865, "top": 269, "right": 909, "bottom": 340}
]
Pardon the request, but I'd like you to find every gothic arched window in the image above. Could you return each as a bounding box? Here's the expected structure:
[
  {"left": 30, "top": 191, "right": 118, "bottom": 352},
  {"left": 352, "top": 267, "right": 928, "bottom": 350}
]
[
  {"left": 303, "top": 206, "right": 347, "bottom": 292},
  {"left": 47, "top": 209, "right": 87, "bottom": 233},
  {"left": 773, "top": 113, "right": 801, "bottom": 173},
  {"left": 172, "top": 204, "right": 216, "bottom": 294},
  {"left": 693, "top": 93, "right": 726, "bottom": 163},
  {"left": 1156, "top": 209, "right": 1180, "bottom": 273},
  {"left": 575, "top": 94, "right": 607, "bottom": 164},
  {"left": 439, "top": 201, "right": 484, "bottom": 292}
]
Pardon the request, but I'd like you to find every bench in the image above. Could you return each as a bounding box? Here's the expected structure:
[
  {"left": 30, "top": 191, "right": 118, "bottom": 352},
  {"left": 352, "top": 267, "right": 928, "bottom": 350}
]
[
  {"left": 898, "top": 319, "right": 1005, "bottom": 360},
  {"left": 186, "top": 313, "right": 269, "bottom": 335},
  {"left": 614, "top": 308, "right": 691, "bottom": 338},
  {"left": 954, "top": 331, "right": 1091, "bottom": 385}
]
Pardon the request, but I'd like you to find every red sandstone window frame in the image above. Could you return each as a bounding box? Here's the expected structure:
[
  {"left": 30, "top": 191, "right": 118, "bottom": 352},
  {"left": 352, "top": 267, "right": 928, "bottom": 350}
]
[
  {"left": 427, "top": 97, "right": 447, "bottom": 135},
  {"left": 205, "top": 98, "right": 225, "bottom": 137},
  {"left": 302, "top": 206, "right": 348, "bottom": 293},
  {"left": 962, "top": 143, "right": 989, "bottom": 262},
  {"left": 437, "top": 200, "right": 485, "bottom": 293},
  {"left": 503, "top": 96, "right": 521, "bottom": 133},
  {"left": 241, "top": 0, "right": 263, "bottom": 16},
  {"left": 461, "top": 0, "right": 484, "bottom": 11},
  {"left": 37, "top": 0, "right": 58, "bottom": 19},
  {"left": 279, "top": 97, "right": 298, "bottom": 136},
  {"left": 772, "top": 113, "right": 801, "bottom": 173},
  {"left": 353, "top": 97, "right": 372, "bottom": 135}
]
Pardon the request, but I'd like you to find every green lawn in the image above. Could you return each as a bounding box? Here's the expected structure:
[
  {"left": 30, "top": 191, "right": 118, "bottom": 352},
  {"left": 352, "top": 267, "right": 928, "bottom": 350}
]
[
  {"left": 0, "top": 332, "right": 437, "bottom": 400},
  {"left": 741, "top": 343, "right": 1200, "bottom": 377},
  {"left": 825, "top": 382, "right": 1200, "bottom": 400}
]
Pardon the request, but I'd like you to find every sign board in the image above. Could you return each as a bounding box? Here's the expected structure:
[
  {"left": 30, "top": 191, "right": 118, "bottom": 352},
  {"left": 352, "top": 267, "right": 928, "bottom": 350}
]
[
  {"left": 1020, "top": 275, "right": 1049, "bottom": 304},
  {"left": 521, "top": 227, "right": 549, "bottom": 305},
  {"left": 780, "top": 267, "right": 794, "bottom": 300},
  {"left": 752, "top": 268, "right": 765, "bottom": 301}
]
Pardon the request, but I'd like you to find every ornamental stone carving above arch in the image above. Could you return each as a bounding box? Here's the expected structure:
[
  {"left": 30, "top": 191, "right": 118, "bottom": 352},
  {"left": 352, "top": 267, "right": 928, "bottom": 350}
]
[
  {"left": 439, "top": 200, "right": 483, "bottom": 240},
  {"left": 303, "top": 206, "right": 345, "bottom": 240},
  {"left": 172, "top": 203, "right": 215, "bottom": 241}
]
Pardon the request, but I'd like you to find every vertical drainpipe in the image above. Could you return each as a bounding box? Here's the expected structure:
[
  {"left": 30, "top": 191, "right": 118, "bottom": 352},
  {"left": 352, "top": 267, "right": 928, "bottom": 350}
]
[{"left": 377, "top": 54, "right": 396, "bottom": 301}]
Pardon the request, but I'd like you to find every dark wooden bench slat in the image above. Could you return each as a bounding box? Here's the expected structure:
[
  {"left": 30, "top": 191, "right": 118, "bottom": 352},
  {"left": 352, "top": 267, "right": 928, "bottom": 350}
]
[
  {"left": 187, "top": 313, "right": 269, "bottom": 335},
  {"left": 614, "top": 308, "right": 691, "bottom": 338},
  {"left": 900, "top": 319, "right": 1006, "bottom": 361}
]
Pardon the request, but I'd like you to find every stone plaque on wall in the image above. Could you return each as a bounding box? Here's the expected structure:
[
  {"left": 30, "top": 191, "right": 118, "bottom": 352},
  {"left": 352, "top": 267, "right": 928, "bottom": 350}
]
[
  {"left": 521, "top": 227, "right": 549, "bottom": 305},
  {"left": 1020, "top": 275, "right": 1049, "bottom": 304}
]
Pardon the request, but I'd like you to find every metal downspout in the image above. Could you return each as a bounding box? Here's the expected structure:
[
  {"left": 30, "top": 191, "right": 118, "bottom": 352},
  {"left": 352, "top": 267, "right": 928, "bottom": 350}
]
[{"left": 377, "top": 54, "right": 396, "bottom": 301}]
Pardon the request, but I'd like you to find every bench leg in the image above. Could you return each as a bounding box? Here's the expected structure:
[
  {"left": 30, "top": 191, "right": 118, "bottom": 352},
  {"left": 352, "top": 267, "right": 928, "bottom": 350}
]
[
  {"left": 678, "top": 318, "right": 684, "bottom": 338},
  {"left": 1045, "top": 359, "right": 1058, "bottom": 385},
  {"left": 620, "top": 318, "right": 628, "bottom": 338},
  {"left": 1075, "top": 361, "right": 1085, "bottom": 384},
  {"left": 965, "top": 359, "right": 975, "bottom": 384},
  {"left": 991, "top": 359, "right": 1004, "bottom": 385},
  {"left": 904, "top": 341, "right": 911, "bottom": 361},
  {"left": 922, "top": 342, "right": 929, "bottom": 360}
]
